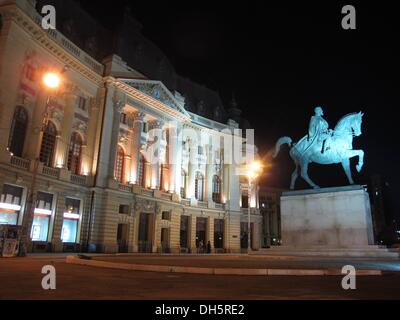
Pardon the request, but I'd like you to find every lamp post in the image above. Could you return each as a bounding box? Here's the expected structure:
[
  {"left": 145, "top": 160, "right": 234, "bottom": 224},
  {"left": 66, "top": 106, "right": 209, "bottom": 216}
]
[
  {"left": 19, "top": 68, "right": 67, "bottom": 256},
  {"left": 246, "top": 161, "right": 261, "bottom": 254}
]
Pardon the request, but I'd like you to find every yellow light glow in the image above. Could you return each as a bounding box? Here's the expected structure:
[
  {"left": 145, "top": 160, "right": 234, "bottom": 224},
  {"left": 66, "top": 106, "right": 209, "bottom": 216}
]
[
  {"left": 247, "top": 171, "right": 257, "bottom": 179},
  {"left": 250, "top": 161, "right": 261, "bottom": 172},
  {"left": 43, "top": 72, "right": 61, "bottom": 89}
]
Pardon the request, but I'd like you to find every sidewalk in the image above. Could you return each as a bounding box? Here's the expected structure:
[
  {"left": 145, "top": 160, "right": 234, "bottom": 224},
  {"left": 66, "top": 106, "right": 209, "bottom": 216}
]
[{"left": 66, "top": 254, "right": 400, "bottom": 276}]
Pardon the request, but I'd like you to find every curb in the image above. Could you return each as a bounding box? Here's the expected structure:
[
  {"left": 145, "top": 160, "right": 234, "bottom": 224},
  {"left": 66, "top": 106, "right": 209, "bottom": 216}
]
[{"left": 65, "top": 256, "right": 383, "bottom": 276}]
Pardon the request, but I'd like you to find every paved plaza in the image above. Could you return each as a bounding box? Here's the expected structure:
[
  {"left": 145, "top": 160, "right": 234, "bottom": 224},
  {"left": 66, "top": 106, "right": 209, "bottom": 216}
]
[{"left": 1, "top": 254, "right": 399, "bottom": 300}]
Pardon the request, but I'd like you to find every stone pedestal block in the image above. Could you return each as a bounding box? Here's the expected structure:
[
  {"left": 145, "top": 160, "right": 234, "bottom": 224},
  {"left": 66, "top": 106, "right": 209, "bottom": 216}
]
[{"left": 280, "top": 185, "right": 374, "bottom": 247}]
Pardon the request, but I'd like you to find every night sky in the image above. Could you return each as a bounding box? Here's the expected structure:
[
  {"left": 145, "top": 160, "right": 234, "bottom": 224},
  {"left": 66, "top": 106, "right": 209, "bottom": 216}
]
[{"left": 76, "top": 1, "right": 399, "bottom": 218}]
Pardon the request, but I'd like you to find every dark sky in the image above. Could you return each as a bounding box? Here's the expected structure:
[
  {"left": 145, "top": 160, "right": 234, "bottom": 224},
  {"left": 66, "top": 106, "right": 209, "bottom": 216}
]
[{"left": 76, "top": 1, "right": 399, "bottom": 218}]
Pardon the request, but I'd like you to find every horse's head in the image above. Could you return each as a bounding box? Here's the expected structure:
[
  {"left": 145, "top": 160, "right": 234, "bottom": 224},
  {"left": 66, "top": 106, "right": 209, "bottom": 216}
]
[
  {"left": 351, "top": 112, "right": 364, "bottom": 137},
  {"left": 335, "top": 111, "right": 364, "bottom": 137}
]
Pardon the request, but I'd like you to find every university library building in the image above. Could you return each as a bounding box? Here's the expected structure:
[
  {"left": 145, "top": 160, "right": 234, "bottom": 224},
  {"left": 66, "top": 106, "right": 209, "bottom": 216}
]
[{"left": 0, "top": 0, "right": 261, "bottom": 254}]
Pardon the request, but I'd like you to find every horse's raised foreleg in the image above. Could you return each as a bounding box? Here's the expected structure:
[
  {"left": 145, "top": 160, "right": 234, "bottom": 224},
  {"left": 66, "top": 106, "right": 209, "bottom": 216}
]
[
  {"left": 341, "top": 158, "right": 354, "bottom": 185},
  {"left": 345, "top": 149, "right": 365, "bottom": 172},
  {"left": 300, "top": 160, "right": 320, "bottom": 189}
]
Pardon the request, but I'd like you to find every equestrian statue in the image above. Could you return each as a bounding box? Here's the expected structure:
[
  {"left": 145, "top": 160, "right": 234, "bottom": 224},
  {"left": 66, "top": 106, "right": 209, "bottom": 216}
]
[{"left": 273, "top": 106, "right": 365, "bottom": 190}]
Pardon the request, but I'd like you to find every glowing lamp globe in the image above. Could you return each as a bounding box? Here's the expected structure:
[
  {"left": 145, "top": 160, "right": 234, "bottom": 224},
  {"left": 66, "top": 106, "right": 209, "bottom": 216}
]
[{"left": 43, "top": 72, "right": 61, "bottom": 89}]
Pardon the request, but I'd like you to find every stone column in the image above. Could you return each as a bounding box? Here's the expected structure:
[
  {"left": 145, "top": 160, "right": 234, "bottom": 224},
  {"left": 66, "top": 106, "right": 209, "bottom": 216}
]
[
  {"left": 94, "top": 82, "right": 116, "bottom": 187},
  {"left": 207, "top": 216, "right": 215, "bottom": 252},
  {"left": 107, "top": 96, "right": 125, "bottom": 185},
  {"left": 205, "top": 144, "right": 214, "bottom": 203},
  {"left": 187, "top": 141, "right": 197, "bottom": 200},
  {"left": 26, "top": 92, "right": 48, "bottom": 161},
  {"left": 168, "top": 126, "right": 178, "bottom": 193},
  {"left": 189, "top": 214, "right": 197, "bottom": 253},
  {"left": 148, "top": 120, "right": 163, "bottom": 189},
  {"left": 51, "top": 195, "right": 66, "bottom": 252},
  {"left": 174, "top": 127, "right": 183, "bottom": 195},
  {"left": 57, "top": 93, "right": 76, "bottom": 169},
  {"left": 130, "top": 112, "right": 145, "bottom": 184}
]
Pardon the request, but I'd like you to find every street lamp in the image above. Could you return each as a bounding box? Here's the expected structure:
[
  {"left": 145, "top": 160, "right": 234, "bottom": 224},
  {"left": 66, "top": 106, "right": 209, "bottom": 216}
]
[
  {"left": 246, "top": 161, "right": 262, "bottom": 254},
  {"left": 19, "top": 68, "right": 67, "bottom": 256}
]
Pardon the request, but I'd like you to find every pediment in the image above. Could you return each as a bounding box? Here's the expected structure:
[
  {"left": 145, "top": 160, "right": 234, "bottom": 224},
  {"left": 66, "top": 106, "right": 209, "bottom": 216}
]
[{"left": 121, "top": 79, "right": 190, "bottom": 117}]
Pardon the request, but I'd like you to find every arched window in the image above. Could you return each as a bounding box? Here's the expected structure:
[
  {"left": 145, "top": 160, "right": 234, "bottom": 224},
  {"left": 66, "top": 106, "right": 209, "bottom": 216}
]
[
  {"left": 195, "top": 172, "right": 204, "bottom": 201},
  {"left": 212, "top": 175, "right": 221, "bottom": 203},
  {"left": 114, "top": 146, "right": 124, "bottom": 183},
  {"left": 67, "top": 132, "right": 82, "bottom": 174},
  {"left": 8, "top": 106, "right": 28, "bottom": 157},
  {"left": 137, "top": 154, "right": 146, "bottom": 187},
  {"left": 39, "top": 121, "right": 57, "bottom": 167},
  {"left": 180, "top": 169, "right": 187, "bottom": 198}
]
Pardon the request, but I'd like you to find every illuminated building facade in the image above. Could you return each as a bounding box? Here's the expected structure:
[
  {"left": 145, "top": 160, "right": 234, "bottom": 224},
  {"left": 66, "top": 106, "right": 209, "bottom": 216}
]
[{"left": 0, "top": 0, "right": 261, "bottom": 253}]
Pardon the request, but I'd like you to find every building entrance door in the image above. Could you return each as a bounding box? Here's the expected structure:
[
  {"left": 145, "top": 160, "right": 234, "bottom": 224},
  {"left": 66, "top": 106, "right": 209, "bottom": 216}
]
[
  {"left": 138, "top": 213, "right": 152, "bottom": 253},
  {"left": 196, "top": 217, "right": 207, "bottom": 253},
  {"left": 117, "top": 224, "right": 128, "bottom": 253}
]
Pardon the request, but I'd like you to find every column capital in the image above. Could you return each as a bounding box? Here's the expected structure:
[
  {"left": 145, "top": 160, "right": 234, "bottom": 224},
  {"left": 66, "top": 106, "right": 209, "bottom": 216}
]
[
  {"left": 149, "top": 119, "right": 164, "bottom": 130},
  {"left": 133, "top": 111, "right": 146, "bottom": 122}
]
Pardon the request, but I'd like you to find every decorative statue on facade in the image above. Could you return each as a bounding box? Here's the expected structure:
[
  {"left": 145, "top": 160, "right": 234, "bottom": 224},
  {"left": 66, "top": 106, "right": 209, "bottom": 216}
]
[{"left": 274, "top": 107, "right": 364, "bottom": 190}]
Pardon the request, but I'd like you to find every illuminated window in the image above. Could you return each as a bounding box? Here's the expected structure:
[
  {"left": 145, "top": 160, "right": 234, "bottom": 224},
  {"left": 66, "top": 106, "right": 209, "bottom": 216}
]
[
  {"left": 39, "top": 121, "right": 57, "bottom": 167},
  {"left": 67, "top": 132, "right": 82, "bottom": 174},
  {"left": 0, "top": 184, "right": 23, "bottom": 225},
  {"left": 61, "top": 198, "right": 80, "bottom": 243},
  {"left": 212, "top": 175, "right": 221, "bottom": 203},
  {"left": 114, "top": 146, "right": 124, "bottom": 183},
  {"left": 195, "top": 172, "right": 204, "bottom": 201},
  {"left": 31, "top": 192, "right": 53, "bottom": 241},
  {"left": 137, "top": 154, "right": 146, "bottom": 187},
  {"left": 8, "top": 106, "right": 28, "bottom": 157}
]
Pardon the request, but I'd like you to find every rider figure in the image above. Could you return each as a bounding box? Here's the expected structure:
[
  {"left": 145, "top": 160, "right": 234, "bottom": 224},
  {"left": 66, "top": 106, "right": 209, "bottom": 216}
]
[{"left": 308, "top": 106, "right": 332, "bottom": 154}]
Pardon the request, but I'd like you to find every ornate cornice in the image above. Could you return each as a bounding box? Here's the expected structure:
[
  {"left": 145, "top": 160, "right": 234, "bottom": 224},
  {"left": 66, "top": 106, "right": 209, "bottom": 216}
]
[{"left": 0, "top": 3, "right": 104, "bottom": 85}]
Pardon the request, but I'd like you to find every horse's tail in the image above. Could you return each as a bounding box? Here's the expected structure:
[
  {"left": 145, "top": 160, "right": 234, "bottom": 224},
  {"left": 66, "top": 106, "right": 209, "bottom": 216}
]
[{"left": 273, "top": 136, "right": 293, "bottom": 158}]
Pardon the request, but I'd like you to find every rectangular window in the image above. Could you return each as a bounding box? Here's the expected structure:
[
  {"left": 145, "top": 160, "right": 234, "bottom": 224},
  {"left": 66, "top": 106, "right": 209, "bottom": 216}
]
[
  {"left": 198, "top": 146, "right": 203, "bottom": 155},
  {"left": 120, "top": 113, "right": 127, "bottom": 125},
  {"left": 77, "top": 96, "right": 86, "bottom": 111},
  {"left": 162, "top": 211, "right": 171, "bottom": 221},
  {"left": 61, "top": 198, "right": 81, "bottom": 243},
  {"left": 241, "top": 194, "right": 249, "bottom": 208},
  {"left": 119, "top": 204, "right": 130, "bottom": 215},
  {"left": 214, "top": 219, "right": 224, "bottom": 249},
  {"left": 31, "top": 192, "right": 53, "bottom": 241},
  {"left": 0, "top": 184, "right": 23, "bottom": 225},
  {"left": 142, "top": 122, "right": 148, "bottom": 133}
]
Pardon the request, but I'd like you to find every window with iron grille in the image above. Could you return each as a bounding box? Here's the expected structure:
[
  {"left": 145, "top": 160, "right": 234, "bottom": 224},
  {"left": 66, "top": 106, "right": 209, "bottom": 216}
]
[
  {"left": 195, "top": 172, "right": 204, "bottom": 201},
  {"left": 39, "top": 121, "right": 57, "bottom": 167},
  {"left": 212, "top": 175, "right": 221, "bottom": 203},
  {"left": 8, "top": 106, "right": 28, "bottom": 157},
  {"left": 67, "top": 132, "right": 82, "bottom": 174},
  {"left": 114, "top": 146, "right": 124, "bottom": 183}
]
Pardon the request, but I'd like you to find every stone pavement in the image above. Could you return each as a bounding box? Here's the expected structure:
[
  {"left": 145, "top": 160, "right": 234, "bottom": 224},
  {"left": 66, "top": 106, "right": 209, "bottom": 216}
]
[{"left": 1, "top": 256, "right": 400, "bottom": 299}]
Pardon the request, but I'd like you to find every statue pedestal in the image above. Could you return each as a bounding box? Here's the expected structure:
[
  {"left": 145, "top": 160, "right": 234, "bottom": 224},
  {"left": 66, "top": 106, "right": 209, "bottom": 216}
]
[{"left": 281, "top": 185, "right": 374, "bottom": 247}]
